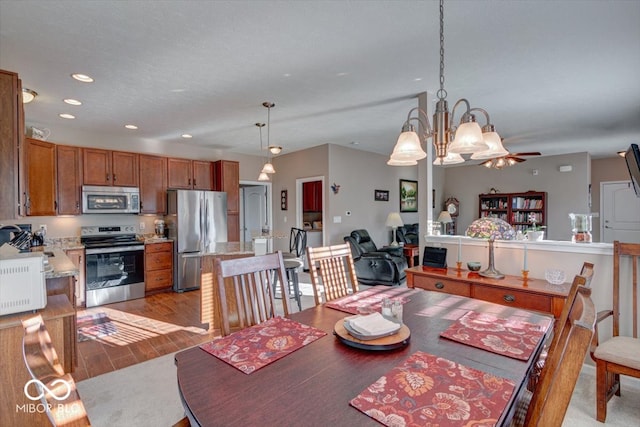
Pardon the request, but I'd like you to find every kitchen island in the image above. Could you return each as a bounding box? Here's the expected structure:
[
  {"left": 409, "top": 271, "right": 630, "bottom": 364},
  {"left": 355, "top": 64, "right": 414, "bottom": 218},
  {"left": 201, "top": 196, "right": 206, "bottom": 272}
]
[{"left": 186, "top": 242, "right": 255, "bottom": 334}]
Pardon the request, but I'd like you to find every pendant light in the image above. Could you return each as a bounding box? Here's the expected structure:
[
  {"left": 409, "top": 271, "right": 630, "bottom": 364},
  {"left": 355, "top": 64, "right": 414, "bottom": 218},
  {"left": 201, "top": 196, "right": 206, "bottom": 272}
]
[
  {"left": 261, "top": 102, "right": 276, "bottom": 175},
  {"left": 388, "top": 0, "right": 498, "bottom": 165},
  {"left": 255, "top": 122, "right": 270, "bottom": 181}
]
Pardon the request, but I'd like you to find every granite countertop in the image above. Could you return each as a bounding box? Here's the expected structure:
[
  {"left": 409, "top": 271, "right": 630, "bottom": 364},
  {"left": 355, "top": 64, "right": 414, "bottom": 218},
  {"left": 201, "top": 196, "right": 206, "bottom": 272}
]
[
  {"left": 182, "top": 241, "right": 255, "bottom": 257},
  {"left": 41, "top": 247, "right": 79, "bottom": 279}
]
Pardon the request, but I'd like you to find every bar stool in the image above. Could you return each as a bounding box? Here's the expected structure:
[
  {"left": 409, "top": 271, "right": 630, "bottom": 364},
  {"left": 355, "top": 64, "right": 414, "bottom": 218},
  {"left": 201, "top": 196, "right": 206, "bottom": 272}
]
[{"left": 283, "top": 258, "right": 303, "bottom": 311}]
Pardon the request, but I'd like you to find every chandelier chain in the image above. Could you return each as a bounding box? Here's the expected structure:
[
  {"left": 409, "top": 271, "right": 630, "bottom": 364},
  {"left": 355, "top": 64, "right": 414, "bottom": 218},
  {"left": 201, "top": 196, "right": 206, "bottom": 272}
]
[{"left": 438, "top": 0, "right": 447, "bottom": 100}]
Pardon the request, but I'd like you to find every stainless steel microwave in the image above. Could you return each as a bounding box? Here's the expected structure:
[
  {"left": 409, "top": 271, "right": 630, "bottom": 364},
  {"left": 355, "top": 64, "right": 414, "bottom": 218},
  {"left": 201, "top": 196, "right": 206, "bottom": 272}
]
[{"left": 82, "top": 185, "right": 140, "bottom": 214}]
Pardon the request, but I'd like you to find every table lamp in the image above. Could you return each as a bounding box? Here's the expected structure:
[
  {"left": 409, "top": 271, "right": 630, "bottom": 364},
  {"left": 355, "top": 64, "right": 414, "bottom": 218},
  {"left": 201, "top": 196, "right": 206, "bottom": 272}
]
[
  {"left": 386, "top": 212, "right": 404, "bottom": 246},
  {"left": 465, "top": 217, "right": 516, "bottom": 279},
  {"left": 437, "top": 210, "right": 453, "bottom": 235}
]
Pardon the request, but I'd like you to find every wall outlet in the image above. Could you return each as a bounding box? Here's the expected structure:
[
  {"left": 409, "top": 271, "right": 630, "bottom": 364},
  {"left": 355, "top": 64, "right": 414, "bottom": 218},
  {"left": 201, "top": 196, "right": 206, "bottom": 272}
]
[{"left": 139, "top": 222, "right": 145, "bottom": 231}]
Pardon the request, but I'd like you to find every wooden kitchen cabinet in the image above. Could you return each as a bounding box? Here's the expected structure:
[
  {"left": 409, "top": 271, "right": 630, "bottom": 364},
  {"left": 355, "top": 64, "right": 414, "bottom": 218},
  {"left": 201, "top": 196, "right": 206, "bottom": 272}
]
[
  {"left": 213, "top": 160, "right": 240, "bottom": 241},
  {"left": 24, "top": 138, "right": 57, "bottom": 216},
  {"left": 145, "top": 241, "right": 173, "bottom": 293},
  {"left": 56, "top": 144, "right": 83, "bottom": 215},
  {"left": 303, "top": 181, "right": 323, "bottom": 212},
  {"left": 83, "top": 148, "right": 138, "bottom": 187},
  {"left": 139, "top": 154, "right": 167, "bottom": 214},
  {"left": 65, "top": 248, "right": 86, "bottom": 307},
  {"left": 168, "top": 158, "right": 213, "bottom": 190},
  {"left": 0, "top": 69, "right": 24, "bottom": 219}
]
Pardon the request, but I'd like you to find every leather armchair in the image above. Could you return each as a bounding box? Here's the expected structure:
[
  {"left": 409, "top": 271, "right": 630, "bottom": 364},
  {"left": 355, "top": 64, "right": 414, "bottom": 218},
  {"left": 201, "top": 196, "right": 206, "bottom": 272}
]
[
  {"left": 343, "top": 229, "right": 408, "bottom": 286},
  {"left": 396, "top": 223, "right": 419, "bottom": 245}
]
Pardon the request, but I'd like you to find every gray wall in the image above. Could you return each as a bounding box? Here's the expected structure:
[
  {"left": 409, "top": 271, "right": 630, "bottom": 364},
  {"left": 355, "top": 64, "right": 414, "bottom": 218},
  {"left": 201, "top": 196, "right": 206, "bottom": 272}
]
[
  {"left": 443, "top": 152, "right": 591, "bottom": 241},
  {"left": 591, "top": 156, "right": 632, "bottom": 242}
]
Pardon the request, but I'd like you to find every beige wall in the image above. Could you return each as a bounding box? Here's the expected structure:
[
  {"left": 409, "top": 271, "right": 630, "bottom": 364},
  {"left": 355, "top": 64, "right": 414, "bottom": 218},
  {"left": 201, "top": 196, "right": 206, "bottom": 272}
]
[{"left": 443, "top": 152, "right": 591, "bottom": 241}]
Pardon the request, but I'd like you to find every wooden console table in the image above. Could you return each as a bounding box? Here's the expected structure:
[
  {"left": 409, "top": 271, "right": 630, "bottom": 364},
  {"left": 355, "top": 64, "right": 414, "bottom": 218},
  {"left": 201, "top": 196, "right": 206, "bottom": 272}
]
[
  {"left": 402, "top": 244, "right": 420, "bottom": 267},
  {"left": 405, "top": 266, "right": 570, "bottom": 318}
]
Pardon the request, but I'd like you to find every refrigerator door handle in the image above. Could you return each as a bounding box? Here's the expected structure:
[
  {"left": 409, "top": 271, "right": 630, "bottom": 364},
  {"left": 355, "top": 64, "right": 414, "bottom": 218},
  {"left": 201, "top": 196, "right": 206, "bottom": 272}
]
[
  {"left": 204, "top": 198, "right": 210, "bottom": 246},
  {"left": 199, "top": 197, "right": 205, "bottom": 252}
]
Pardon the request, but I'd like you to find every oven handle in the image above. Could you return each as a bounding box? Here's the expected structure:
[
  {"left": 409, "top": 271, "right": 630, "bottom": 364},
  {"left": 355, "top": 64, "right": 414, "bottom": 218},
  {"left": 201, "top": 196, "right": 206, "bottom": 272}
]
[{"left": 85, "top": 245, "right": 145, "bottom": 255}]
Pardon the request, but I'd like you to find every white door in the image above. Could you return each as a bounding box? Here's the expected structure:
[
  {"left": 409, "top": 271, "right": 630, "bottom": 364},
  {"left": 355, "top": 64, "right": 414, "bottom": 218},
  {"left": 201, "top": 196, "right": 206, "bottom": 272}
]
[
  {"left": 601, "top": 181, "right": 640, "bottom": 243},
  {"left": 240, "top": 185, "right": 267, "bottom": 243}
]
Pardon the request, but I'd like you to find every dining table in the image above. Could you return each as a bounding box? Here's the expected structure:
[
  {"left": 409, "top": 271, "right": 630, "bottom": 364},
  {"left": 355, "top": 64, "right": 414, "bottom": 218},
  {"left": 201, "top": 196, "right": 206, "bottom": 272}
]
[{"left": 174, "top": 286, "right": 553, "bottom": 427}]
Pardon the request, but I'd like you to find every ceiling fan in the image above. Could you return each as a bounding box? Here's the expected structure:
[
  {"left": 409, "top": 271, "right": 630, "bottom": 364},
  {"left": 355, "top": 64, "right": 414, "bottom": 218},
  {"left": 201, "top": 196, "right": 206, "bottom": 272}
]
[{"left": 479, "top": 152, "right": 541, "bottom": 169}]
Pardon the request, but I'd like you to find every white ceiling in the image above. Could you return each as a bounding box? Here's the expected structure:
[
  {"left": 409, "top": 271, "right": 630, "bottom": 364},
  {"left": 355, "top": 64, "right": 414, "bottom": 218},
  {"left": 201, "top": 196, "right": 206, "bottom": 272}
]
[{"left": 1, "top": 1, "right": 639, "bottom": 162}]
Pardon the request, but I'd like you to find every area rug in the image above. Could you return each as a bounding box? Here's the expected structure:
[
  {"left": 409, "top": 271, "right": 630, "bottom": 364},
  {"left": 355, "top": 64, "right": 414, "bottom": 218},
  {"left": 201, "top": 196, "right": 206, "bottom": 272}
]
[{"left": 77, "top": 312, "right": 118, "bottom": 342}]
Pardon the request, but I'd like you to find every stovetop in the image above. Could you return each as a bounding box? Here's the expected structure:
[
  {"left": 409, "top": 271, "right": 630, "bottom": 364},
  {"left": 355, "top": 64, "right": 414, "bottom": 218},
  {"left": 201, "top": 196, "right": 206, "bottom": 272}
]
[{"left": 81, "top": 225, "right": 142, "bottom": 248}]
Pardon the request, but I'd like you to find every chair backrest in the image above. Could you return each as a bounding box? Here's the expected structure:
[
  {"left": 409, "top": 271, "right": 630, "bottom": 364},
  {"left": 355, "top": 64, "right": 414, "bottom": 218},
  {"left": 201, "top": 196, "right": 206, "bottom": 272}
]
[
  {"left": 307, "top": 243, "right": 359, "bottom": 305},
  {"left": 289, "top": 227, "right": 307, "bottom": 257},
  {"left": 349, "top": 229, "right": 378, "bottom": 253},
  {"left": 549, "top": 274, "right": 586, "bottom": 360},
  {"left": 580, "top": 261, "right": 595, "bottom": 287},
  {"left": 524, "top": 284, "right": 596, "bottom": 427},
  {"left": 215, "top": 251, "right": 290, "bottom": 336},
  {"left": 613, "top": 241, "right": 640, "bottom": 338},
  {"left": 22, "top": 315, "right": 91, "bottom": 427}
]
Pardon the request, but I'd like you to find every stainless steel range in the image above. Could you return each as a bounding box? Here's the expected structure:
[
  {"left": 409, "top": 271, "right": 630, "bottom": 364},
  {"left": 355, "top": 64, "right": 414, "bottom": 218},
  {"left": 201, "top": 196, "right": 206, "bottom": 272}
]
[{"left": 81, "top": 225, "right": 145, "bottom": 307}]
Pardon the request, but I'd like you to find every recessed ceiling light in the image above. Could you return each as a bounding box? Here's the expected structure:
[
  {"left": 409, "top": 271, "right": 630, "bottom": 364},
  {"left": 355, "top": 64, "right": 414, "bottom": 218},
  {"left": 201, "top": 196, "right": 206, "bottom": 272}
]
[
  {"left": 125, "top": 124, "right": 138, "bottom": 130},
  {"left": 63, "top": 98, "right": 82, "bottom": 106},
  {"left": 283, "top": 73, "right": 291, "bottom": 77},
  {"left": 181, "top": 134, "right": 193, "bottom": 139},
  {"left": 414, "top": 78, "right": 423, "bottom": 82},
  {"left": 71, "top": 73, "right": 94, "bottom": 83},
  {"left": 336, "top": 72, "right": 348, "bottom": 77},
  {"left": 170, "top": 88, "right": 185, "bottom": 93},
  {"left": 59, "top": 113, "right": 75, "bottom": 119}
]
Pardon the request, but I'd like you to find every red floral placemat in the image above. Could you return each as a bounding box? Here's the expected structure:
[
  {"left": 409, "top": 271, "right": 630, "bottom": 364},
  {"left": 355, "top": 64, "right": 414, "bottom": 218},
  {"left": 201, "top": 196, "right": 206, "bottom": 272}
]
[
  {"left": 350, "top": 351, "right": 515, "bottom": 426},
  {"left": 325, "top": 286, "right": 418, "bottom": 314},
  {"left": 200, "top": 316, "right": 326, "bottom": 374},
  {"left": 440, "top": 311, "right": 551, "bottom": 361}
]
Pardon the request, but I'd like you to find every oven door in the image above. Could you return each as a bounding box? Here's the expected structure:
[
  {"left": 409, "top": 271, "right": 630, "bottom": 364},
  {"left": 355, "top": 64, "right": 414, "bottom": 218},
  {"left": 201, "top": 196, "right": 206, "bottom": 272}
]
[{"left": 85, "top": 245, "right": 145, "bottom": 307}]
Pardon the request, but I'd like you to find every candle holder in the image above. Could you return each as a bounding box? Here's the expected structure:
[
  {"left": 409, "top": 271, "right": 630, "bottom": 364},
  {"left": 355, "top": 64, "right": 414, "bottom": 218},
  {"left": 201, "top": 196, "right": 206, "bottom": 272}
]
[
  {"left": 456, "top": 261, "right": 462, "bottom": 272},
  {"left": 521, "top": 270, "right": 529, "bottom": 283}
]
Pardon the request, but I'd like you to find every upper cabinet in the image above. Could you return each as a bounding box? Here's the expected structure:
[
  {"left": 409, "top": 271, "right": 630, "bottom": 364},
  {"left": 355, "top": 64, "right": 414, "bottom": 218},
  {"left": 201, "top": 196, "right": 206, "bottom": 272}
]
[
  {"left": 56, "top": 145, "right": 83, "bottom": 215},
  {"left": 168, "top": 158, "right": 213, "bottom": 190},
  {"left": 303, "top": 181, "right": 323, "bottom": 212},
  {"left": 139, "top": 154, "right": 167, "bottom": 214},
  {"left": 213, "top": 160, "right": 240, "bottom": 241},
  {"left": 24, "top": 138, "right": 57, "bottom": 216},
  {"left": 83, "top": 148, "right": 138, "bottom": 187},
  {"left": 0, "top": 69, "right": 24, "bottom": 219}
]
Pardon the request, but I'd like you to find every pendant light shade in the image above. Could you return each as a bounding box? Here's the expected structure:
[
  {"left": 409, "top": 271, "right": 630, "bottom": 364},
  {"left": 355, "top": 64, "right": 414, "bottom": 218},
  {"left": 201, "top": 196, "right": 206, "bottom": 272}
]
[
  {"left": 261, "top": 162, "right": 275, "bottom": 174},
  {"left": 447, "top": 120, "right": 487, "bottom": 154},
  {"left": 471, "top": 130, "right": 508, "bottom": 160},
  {"left": 387, "top": 157, "right": 418, "bottom": 166},
  {"left": 389, "top": 129, "right": 427, "bottom": 161},
  {"left": 433, "top": 151, "right": 464, "bottom": 165},
  {"left": 258, "top": 172, "right": 270, "bottom": 181}
]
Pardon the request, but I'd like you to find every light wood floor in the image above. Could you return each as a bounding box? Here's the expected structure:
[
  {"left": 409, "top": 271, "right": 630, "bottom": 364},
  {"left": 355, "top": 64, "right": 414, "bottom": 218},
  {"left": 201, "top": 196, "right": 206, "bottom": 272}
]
[{"left": 73, "top": 290, "right": 218, "bottom": 382}]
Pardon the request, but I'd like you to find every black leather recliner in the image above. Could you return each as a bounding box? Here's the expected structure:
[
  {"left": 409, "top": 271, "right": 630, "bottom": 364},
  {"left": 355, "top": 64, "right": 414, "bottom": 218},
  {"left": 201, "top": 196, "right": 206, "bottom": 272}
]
[
  {"left": 396, "top": 223, "right": 419, "bottom": 245},
  {"left": 343, "top": 229, "right": 408, "bottom": 286}
]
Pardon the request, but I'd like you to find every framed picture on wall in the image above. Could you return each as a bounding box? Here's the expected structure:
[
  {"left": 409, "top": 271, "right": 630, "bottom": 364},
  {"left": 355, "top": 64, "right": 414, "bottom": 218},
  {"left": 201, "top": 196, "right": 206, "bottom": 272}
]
[
  {"left": 400, "top": 179, "right": 418, "bottom": 212},
  {"left": 374, "top": 190, "right": 389, "bottom": 201}
]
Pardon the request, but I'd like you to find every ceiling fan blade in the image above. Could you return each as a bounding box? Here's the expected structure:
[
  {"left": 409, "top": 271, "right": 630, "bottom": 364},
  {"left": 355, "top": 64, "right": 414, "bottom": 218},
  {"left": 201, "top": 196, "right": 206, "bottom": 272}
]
[
  {"left": 509, "top": 157, "right": 527, "bottom": 163},
  {"left": 509, "top": 152, "right": 541, "bottom": 156}
]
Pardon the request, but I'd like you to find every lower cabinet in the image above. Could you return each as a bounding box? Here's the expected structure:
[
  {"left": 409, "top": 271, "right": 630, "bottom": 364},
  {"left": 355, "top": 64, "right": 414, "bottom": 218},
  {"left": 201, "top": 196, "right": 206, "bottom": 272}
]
[
  {"left": 65, "top": 248, "right": 86, "bottom": 307},
  {"left": 145, "top": 241, "right": 173, "bottom": 293}
]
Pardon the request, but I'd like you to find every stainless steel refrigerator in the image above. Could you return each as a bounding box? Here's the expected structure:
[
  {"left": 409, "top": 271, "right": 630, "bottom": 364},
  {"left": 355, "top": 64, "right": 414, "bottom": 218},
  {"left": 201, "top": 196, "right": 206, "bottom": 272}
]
[{"left": 166, "top": 189, "right": 227, "bottom": 292}]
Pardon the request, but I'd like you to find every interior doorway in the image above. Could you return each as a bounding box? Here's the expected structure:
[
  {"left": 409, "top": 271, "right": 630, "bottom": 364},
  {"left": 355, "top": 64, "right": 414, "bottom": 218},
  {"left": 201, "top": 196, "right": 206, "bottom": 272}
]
[
  {"left": 239, "top": 181, "right": 271, "bottom": 244},
  {"left": 601, "top": 180, "right": 640, "bottom": 243}
]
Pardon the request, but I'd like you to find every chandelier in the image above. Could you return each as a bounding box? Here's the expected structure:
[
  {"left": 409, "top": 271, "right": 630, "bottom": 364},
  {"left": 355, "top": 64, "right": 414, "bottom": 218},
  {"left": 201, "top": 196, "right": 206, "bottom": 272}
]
[{"left": 388, "top": 0, "right": 508, "bottom": 166}]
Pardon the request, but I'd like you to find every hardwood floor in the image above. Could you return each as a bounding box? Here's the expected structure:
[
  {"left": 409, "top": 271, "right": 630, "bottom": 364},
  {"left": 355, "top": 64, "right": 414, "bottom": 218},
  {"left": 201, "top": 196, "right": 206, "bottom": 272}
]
[{"left": 73, "top": 290, "right": 218, "bottom": 382}]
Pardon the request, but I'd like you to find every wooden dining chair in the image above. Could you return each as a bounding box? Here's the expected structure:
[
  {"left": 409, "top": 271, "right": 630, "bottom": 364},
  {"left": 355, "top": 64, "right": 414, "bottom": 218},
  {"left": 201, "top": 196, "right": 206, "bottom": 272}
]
[
  {"left": 590, "top": 241, "right": 640, "bottom": 422},
  {"left": 215, "top": 251, "right": 290, "bottom": 336},
  {"left": 306, "top": 243, "right": 358, "bottom": 305},
  {"left": 580, "top": 261, "right": 595, "bottom": 287},
  {"left": 513, "top": 283, "right": 596, "bottom": 427},
  {"left": 22, "top": 315, "right": 91, "bottom": 427}
]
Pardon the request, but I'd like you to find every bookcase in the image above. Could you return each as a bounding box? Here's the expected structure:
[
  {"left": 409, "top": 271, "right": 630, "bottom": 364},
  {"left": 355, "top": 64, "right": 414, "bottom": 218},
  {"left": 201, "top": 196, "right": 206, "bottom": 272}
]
[{"left": 478, "top": 191, "right": 547, "bottom": 232}]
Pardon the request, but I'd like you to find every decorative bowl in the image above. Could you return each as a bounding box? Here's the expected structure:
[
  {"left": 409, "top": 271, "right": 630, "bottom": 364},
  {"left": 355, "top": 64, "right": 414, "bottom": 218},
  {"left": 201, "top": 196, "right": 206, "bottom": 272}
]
[
  {"left": 545, "top": 269, "right": 566, "bottom": 285},
  {"left": 467, "top": 262, "right": 482, "bottom": 272}
]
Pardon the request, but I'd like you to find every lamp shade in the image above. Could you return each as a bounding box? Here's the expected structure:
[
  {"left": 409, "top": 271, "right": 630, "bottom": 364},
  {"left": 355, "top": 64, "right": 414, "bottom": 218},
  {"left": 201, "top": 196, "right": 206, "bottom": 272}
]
[
  {"left": 470, "top": 131, "right": 509, "bottom": 160},
  {"left": 387, "top": 158, "right": 418, "bottom": 166},
  {"left": 389, "top": 131, "right": 427, "bottom": 161},
  {"left": 437, "top": 211, "right": 453, "bottom": 224},
  {"left": 385, "top": 212, "right": 404, "bottom": 228},
  {"left": 261, "top": 162, "right": 275, "bottom": 174},
  {"left": 257, "top": 172, "right": 270, "bottom": 181},
  {"left": 433, "top": 151, "right": 464, "bottom": 165},
  {"left": 448, "top": 121, "right": 487, "bottom": 154},
  {"left": 465, "top": 217, "right": 516, "bottom": 240}
]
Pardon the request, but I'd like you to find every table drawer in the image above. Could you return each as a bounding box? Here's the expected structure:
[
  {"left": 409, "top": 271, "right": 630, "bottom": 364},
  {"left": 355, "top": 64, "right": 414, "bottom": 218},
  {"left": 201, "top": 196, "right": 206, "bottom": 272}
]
[
  {"left": 412, "top": 276, "right": 471, "bottom": 297},
  {"left": 473, "top": 285, "right": 551, "bottom": 313},
  {"left": 145, "top": 269, "right": 172, "bottom": 291}
]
